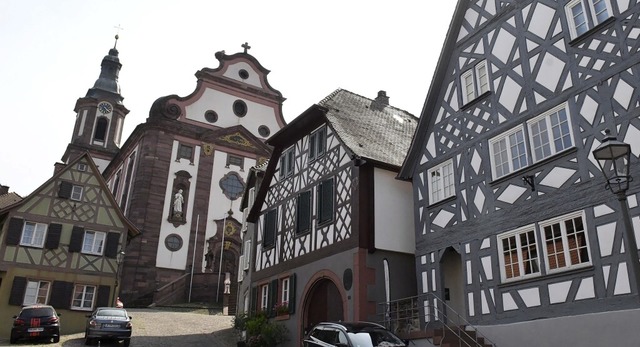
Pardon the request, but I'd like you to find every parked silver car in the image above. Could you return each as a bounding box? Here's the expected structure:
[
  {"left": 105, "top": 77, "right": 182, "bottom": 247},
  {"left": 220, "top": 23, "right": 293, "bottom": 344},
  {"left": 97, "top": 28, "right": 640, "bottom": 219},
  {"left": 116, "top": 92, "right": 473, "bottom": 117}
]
[
  {"left": 84, "top": 307, "right": 132, "bottom": 346},
  {"left": 303, "top": 321, "right": 407, "bottom": 347}
]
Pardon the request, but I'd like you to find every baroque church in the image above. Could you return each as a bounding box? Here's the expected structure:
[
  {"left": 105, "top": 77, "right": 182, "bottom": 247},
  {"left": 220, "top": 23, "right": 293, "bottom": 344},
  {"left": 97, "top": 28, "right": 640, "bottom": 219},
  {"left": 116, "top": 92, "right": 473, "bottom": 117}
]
[{"left": 59, "top": 38, "right": 286, "bottom": 306}]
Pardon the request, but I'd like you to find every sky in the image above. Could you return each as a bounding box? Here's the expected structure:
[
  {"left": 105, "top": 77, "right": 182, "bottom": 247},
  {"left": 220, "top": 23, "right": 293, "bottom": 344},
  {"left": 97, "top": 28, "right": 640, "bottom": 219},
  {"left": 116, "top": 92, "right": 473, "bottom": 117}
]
[{"left": 0, "top": 1, "right": 458, "bottom": 197}]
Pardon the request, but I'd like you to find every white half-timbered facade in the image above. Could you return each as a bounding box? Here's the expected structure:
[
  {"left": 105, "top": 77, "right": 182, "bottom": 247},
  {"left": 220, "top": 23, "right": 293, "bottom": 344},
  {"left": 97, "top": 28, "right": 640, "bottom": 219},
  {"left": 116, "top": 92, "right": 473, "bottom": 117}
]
[{"left": 399, "top": 0, "right": 640, "bottom": 345}]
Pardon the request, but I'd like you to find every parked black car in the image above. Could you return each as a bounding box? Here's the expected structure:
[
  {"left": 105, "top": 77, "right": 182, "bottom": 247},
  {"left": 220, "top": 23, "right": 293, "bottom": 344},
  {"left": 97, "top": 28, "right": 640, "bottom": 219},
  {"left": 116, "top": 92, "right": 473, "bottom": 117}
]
[
  {"left": 303, "top": 321, "right": 407, "bottom": 347},
  {"left": 84, "top": 307, "right": 132, "bottom": 346},
  {"left": 10, "top": 304, "right": 61, "bottom": 344}
]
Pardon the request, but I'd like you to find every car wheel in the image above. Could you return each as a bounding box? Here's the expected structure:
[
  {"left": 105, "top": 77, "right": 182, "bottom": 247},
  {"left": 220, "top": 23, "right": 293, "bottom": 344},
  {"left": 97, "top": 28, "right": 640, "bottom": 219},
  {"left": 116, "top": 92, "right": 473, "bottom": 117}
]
[
  {"left": 85, "top": 337, "right": 94, "bottom": 345},
  {"left": 123, "top": 339, "right": 131, "bottom": 347},
  {"left": 9, "top": 336, "right": 17, "bottom": 344},
  {"left": 53, "top": 336, "right": 60, "bottom": 343}
]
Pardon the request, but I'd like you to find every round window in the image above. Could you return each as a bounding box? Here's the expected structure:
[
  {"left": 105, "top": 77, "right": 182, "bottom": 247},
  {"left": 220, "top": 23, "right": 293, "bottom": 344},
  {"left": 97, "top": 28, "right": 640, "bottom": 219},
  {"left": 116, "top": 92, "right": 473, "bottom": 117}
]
[
  {"left": 238, "top": 69, "right": 249, "bottom": 80},
  {"left": 233, "top": 100, "right": 247, "bottom": 117},
  {"left": 165, "top": 234, "right": 183, "bottom": 252},
  {"left": 258, "top": 125, "right": 271, "bottom": 137},
  {"left": 205, "top": 110, "right": 218, "bottom": 123}
]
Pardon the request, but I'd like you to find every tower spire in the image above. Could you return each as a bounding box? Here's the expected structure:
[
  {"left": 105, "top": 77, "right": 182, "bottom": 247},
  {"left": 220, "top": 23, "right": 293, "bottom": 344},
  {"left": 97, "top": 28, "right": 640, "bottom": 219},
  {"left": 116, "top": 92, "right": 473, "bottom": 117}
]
[{"left": 86, "top": 36, "right": 123, "bottom": 102}]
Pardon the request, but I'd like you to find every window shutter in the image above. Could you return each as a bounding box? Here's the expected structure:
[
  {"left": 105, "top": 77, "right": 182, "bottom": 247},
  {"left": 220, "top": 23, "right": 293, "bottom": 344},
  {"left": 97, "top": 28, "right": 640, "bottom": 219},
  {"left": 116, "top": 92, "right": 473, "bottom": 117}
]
[
  {"left": 264, "top": 209, "right": 277, "bottom": 248},
  {"left": 45, "top": 223, "right": 62, "bottom": 249},
  {"left": 288, "top": 273, "right": 296, "bottom": 314},
  {"left": 297, "top": 191, "right": 311, "bottom": 233},
  {"left": 50, "top": 281, "right": 73, "bottom": 309},
  {"left": 6, "top": 217, "right": 23, "bottom": 246},
  {"left": 319, "top": 179, "right": 334, "bottom": 223},
  {"left": 69, "top": 226, "right": 84, "bottom": 253},
  {"left": 96, "top": 285, "right": 111, "bottom": 307},
  {"left": 8, "top": 276, "right": 27, "bottom": 306},
  {"left": 250, "top": 286, "right": 257, "bottom": 315},
  {"left": 267, "top": 279, "right": 278, "bottom": 317},
  {"left": 58, "top": 181, "right": 72, "bottom": 199},
  {"left": 318, "top": 128, "right": 326, "bottom": 156},
  {"left": 104, "top": 232, "right": 120, "bottom": 258},
  {"left": 309, "top": 133, "right": 317, "bottom": 161}
]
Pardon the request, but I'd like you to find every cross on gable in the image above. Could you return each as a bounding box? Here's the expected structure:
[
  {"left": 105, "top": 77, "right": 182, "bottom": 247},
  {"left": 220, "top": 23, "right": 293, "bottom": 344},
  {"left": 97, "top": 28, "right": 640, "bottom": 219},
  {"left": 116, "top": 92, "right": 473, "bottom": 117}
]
[{"left": 241, "top": 42, "right": 251, "bottom": 53}]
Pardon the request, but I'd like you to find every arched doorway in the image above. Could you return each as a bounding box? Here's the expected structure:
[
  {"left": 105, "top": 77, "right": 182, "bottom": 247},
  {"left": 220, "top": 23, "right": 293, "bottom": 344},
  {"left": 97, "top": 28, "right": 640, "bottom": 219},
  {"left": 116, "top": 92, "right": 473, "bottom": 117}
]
[
  {"left": 440, "top": 247, "right": 465, "bottom": 326},
  {"left": 303, "top": 278, "right": 344, "bottom": 333}
]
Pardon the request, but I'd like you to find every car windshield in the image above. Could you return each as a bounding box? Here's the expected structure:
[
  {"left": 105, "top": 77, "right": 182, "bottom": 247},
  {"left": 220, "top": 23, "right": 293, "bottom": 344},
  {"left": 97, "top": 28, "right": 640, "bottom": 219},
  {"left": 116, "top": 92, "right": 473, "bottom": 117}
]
[
  {"left": 348, "top": 328, "right": 405, "bottom": 347},
  {"left": 96, "top": 309, "right": 127, "bottom": 317},
  {"left": 20, "top": 308, "right": 55, "bottom": 318}
]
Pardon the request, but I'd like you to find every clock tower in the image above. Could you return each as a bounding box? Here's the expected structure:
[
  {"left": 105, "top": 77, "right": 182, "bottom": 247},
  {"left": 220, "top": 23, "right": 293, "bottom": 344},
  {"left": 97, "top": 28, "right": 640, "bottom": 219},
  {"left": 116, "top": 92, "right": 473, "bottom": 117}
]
[{"left": 61, "top": 36, "right": 129, "bottom": 172}]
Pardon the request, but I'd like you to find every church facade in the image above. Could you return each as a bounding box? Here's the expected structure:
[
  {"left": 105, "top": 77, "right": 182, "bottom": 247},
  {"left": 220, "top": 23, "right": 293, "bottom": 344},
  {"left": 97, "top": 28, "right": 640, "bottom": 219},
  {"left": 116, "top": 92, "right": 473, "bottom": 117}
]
[{"left": 59, "top": 41, "right": 286, "bottom": 306}]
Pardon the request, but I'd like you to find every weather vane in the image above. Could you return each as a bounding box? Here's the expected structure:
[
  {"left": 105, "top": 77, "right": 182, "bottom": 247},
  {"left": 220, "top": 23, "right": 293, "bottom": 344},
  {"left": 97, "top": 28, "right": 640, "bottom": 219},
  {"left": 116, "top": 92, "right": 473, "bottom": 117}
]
[{"left": 114, "top": 24, "right": 124, "bottom": 49}]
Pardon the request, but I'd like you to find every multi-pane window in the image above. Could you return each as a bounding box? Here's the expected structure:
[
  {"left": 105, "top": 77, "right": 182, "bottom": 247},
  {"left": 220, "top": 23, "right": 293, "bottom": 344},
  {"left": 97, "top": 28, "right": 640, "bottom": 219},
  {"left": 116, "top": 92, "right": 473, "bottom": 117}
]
[
  {"left": 227, "top": 154, "right": 244, "bottom": 170},
  {"left": 296, "top": 190, "right": 312, "bottom": 234},
  {"left": 279, "top": 147, "right": 295, "bottom": 179},
  {"left": 317, "top": 178, "right": 334, "bottom": 224},
  {"left": 82, "top": 231, "right": 106, "bottom": 255},
  {"left": 260, "top": 284, "right": 269, "bottom": 311},
  {"left": 20, "top": 222, "right": 47, "bottom": 248},
  {"left": 565, "top": 0, "right": 613, "bottom": 39},
  {"left": 309, "top": 127, "right": 327, "bottom": 161},
  {"left": 527, "top": 104, "right": 573, "bottom": 163},
  {"left": 428, "top": 160, "right": 455, "bottom": 204},
  {"left": 490, "top": 126, "right": 528, "bottom": 179},
  {"left": 71, "top": 185, "right": 84, "bottom": 201},
  {"left": 177, "top": 144, "right": 194, "bottom": 161},
  {"left": 461, "top": 60, "right": 489, "bottom": 104},
  {"left": 263, "top": 209, "right": 277, "bottom": 248},
  {"left": 23, "top": 280, "right": 50, "bottom": 305},
  {"left": 72, "top": 285, "right": 96, "bottom": 310},
  {"left": 498, "top": 226, "right": 540, "bottom": 282},
  {"left": 281, "top": 277, "right": 290, "bottom": 304},
  {"left": 540, "top": 211, "right": 591, "bottom": 273}
]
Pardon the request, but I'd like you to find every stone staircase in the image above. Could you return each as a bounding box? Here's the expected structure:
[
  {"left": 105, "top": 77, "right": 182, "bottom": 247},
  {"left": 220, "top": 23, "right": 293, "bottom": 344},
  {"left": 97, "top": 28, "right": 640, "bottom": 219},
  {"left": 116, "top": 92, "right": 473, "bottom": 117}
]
[{"left": 428, "top": 326, "right": 494, "bottom": 347}]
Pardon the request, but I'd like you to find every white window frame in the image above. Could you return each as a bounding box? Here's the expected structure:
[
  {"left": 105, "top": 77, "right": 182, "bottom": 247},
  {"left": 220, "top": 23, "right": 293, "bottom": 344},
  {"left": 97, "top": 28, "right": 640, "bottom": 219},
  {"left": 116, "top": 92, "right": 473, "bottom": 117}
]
[
  {"left": 489, "top": 125, "right": 528, "bottom": 179},
  {"left": 498, "top": 225, "right": 541, "bottom": 282},
  {"left": 279, "top": 147, "right": 295, "bottom": 179},
  {"left": 281, "top": 277, "right": 290, "bottom": 304},
  {"left": 71, "top": 185, "right": 84, "bottom": 201},
  {"left": 237, "top": 256, "right": 245, "bottom": 282},
  {"left": 527, "top": 103, "right": 574, "bottom": 163},
  {"left": 428, "top": 159, "right": 455, "bottom": 204},
  {"left": 20, "top": 221, "right": 47, "bottom": 248},
  {"left": 71, "top": 284, "right": 96, "bottom": 310},
  {"left": 260, "top": 284, "right": 269, "bottom": 311},
  {"left": 565, "top": 0, "right": 613, "bottom": 39},
  {"left": 243, "top": 240, "right": 252, "bottom": 271},
  {"left": 461, "top": 60, "right": 489, "bottom": 104},
  {"left": 540, "top": 211, "right": 592, "bottom": 274},
  {"left": 23, "top": 280, "right": 51, "bottom": 305},
  {"left": 309, "top": 126, "right": 327, "bottom": 162},
  {"left": 82, "top": 230, "right": 106, "bottom": 255}
]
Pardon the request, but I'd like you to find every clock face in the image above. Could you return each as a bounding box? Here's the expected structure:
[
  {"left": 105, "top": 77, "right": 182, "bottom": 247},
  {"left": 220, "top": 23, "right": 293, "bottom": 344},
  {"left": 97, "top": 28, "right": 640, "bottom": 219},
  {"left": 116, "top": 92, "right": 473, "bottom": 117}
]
[{"left": 98, "top": 102, "right": 113, "bottom": 114}]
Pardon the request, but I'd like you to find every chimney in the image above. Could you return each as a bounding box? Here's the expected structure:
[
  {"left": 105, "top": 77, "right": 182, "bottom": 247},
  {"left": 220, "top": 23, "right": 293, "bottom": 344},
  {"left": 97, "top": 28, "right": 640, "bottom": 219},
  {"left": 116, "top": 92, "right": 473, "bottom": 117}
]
[
  {"left": 54, "top": 162, "right": 67, "bottom": 175},
  {"left": 0, "top": 185, "right": 9, "bottom": 195},
  {"left": 375, "top": 90, "right": 389, "bottom": 106}
]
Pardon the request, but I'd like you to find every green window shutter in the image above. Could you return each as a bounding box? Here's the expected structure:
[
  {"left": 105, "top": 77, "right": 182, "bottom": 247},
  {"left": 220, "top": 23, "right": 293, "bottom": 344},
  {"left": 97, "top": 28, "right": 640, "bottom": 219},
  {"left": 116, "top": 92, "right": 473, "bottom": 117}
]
[
  {"left": 264, "top": 209, "right": 277, "bottom": 248},
  {"left": 69, "top": 226, "right": 84, "bottom": 253},
  {"left": 288, "top": 273, "right": 296, "bottom": 314},
  {"left": 6, "top": 217, "right": 23, "bottom": 246},
  {"left": 50, "top": 281, "right": 74, "bottom": 309},
  {"left": 8, "top": 276, "right": 27, "bottom": 306},
  {"left": 319, "top": 178, "right": 334, "bottom": 223},
  {"left": 267, "top": 279, "right": 278, "bottom": 317},
  {"left": 45, "top": 223, "right": 62, "bottom": 249},
  {"left": 250, "top": 286, "right": 257, "bottom": 315},
  {"left": 58, "top": 181, "right": 72, "bottom": 199},
  {"left": 96, "top": 285, "right": 111, "bottom": 308},
  {"left": 104, "top": 232, "right": 120, "bottom": 258},
  {"left": 296, "top": 191, "right": 311, "bottom": 234}
]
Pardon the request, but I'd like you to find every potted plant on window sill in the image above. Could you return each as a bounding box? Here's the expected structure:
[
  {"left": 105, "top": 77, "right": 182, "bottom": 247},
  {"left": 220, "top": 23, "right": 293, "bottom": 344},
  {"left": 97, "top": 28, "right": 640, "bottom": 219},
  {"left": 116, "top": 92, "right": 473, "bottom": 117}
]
[{"left": 274, "top": 302, "right": 289, "bottom": 320}]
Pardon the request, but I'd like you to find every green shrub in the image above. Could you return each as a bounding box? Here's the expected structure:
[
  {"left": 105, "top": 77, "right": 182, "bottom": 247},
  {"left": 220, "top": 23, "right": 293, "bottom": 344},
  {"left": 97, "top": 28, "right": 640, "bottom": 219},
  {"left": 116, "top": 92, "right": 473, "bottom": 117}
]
[{"left": 233, "top": 311, "right": 288, "bottom": 347}]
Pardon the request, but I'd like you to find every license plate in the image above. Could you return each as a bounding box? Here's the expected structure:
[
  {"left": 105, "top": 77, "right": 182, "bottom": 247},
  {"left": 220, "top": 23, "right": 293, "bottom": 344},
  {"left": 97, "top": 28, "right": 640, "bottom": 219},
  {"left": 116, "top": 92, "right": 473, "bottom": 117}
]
[
  {"left": 102, "top": 324, "right": 120, "bottom": 328},
  {"left": 28, "top": 327, "right": 44, "bottom": 332}
]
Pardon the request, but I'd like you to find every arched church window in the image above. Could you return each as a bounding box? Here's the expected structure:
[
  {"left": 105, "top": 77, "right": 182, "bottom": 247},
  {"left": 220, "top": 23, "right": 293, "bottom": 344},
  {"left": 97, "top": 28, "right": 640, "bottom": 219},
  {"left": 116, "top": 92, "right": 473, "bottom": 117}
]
[
  {"left": 94, "top": 117, "right": 108, "bottom": 141},
  {"left": 219, "top": 172, "right": 245, "bottom": 200}
]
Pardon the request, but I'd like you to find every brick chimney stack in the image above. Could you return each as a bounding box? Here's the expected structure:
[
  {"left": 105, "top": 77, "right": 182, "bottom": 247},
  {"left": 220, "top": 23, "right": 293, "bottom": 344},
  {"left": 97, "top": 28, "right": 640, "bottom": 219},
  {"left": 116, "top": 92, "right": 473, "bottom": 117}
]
[
  {"left": 0, "top": 185, "right": 9, "bottom": 195},
  {"left": 375, "top": 90, "right": 389, "bottom": 105}
]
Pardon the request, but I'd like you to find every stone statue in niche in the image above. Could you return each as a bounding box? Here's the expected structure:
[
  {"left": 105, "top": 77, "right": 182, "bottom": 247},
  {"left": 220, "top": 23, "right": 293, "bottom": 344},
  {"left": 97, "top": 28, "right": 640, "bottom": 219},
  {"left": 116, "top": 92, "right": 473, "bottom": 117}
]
[{"left": 173, "top": 189, "right": 184, "bottom": 218}]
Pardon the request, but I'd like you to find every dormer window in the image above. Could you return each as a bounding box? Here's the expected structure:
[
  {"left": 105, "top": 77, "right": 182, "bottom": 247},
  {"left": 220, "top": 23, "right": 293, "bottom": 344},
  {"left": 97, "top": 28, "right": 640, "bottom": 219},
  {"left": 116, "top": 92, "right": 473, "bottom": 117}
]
[
  {"left": 565, "top": 0, "right": 613, "bottom": 39},
  {"left": 461, "top": 60, "right": 489, "bottom": 105},
  {"left": 309, "top": 126, "right": 327, "bottom": 162}
]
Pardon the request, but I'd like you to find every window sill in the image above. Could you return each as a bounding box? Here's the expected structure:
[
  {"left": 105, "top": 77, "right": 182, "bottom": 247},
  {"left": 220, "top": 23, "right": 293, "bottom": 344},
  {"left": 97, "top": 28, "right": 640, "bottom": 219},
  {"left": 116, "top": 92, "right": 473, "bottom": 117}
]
[
  {"left": 568, "top": 17, "right": 616, "bottom": 46},
  {"left": 427, "top": 195, "right": 456, "bottom": 209},
  {"left": 295, "top": 229, "right": 311, "bottom": 238},
  {"left": 498, "top": 264, "right": 594, "bottom": 289},
  {"left": 489, "top": 147, "right": 578, "bottom": 186},
  {"left": 275, "top": 314, "right": 290, "bottom": 321},
  {"left": 460, "top": 91, "right": 491, "bottom": 111}
]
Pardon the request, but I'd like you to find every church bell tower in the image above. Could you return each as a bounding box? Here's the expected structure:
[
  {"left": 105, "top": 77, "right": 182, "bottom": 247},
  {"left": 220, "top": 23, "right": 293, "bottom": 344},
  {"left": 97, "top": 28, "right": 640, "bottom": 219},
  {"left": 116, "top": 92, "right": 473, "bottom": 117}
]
[{"left": 61, "top": 35, "right": 129, "bottom": 172}]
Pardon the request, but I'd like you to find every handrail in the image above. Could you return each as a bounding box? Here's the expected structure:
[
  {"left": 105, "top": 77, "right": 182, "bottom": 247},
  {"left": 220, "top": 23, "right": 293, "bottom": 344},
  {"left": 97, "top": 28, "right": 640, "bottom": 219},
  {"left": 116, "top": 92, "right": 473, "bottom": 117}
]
[{"left": 378, "top": 293, "right": 496, "bottom": 347}]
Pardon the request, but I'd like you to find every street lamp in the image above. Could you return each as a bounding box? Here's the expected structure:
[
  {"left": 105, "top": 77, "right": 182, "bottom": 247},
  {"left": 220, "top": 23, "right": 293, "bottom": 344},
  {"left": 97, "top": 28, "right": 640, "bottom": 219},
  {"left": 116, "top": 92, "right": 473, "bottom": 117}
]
[
  {"left": 593, "top": 129, "right": 640, "bottom": 298},
  {"left": 112, "top": 250, "right": 126, "bottom": 306}
]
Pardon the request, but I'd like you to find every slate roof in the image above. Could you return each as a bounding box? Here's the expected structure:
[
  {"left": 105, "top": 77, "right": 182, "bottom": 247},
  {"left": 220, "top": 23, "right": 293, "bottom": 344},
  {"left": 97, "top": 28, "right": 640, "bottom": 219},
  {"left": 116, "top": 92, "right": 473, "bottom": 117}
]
[
  {"left": 0, "top": 192, "right": 22, "bottom": 209},
  {"left": 319, "top": 89, "right": 418, "bottom": 168}
]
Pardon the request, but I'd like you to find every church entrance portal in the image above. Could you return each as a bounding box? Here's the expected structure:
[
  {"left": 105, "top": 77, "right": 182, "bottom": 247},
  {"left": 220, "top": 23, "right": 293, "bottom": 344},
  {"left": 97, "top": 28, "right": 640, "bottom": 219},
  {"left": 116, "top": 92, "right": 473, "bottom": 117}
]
[{"left": 303, "top": 278, "right": 344, "bottom": 333}]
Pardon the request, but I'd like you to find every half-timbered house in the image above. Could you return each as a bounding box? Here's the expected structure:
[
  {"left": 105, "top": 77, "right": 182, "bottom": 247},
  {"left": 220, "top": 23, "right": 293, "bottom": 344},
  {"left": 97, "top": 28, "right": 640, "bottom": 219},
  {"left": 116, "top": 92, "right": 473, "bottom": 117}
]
[
  {"left": 0, "top": 153, "right": 140, "bottom": 337},
  {"left": 399, "top": 0, "right": 640, "bottom": 345},
  {"left": 246, "top": 89, "right": 417, "bottom": 346}
]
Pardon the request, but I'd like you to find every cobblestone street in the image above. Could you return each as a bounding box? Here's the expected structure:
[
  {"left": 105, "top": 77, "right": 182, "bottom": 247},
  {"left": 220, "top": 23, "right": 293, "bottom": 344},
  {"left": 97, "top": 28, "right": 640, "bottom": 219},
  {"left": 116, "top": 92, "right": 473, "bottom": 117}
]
[{"left": 0, "top": 308, "right": 237, "bottom": 347}]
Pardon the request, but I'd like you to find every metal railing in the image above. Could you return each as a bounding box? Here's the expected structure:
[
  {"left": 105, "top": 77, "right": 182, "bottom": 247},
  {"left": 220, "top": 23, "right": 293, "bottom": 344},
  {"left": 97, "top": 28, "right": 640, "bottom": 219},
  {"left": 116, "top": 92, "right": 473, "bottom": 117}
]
[{"left": 378, "top": 293, "right": 496, "bottom": 347}]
